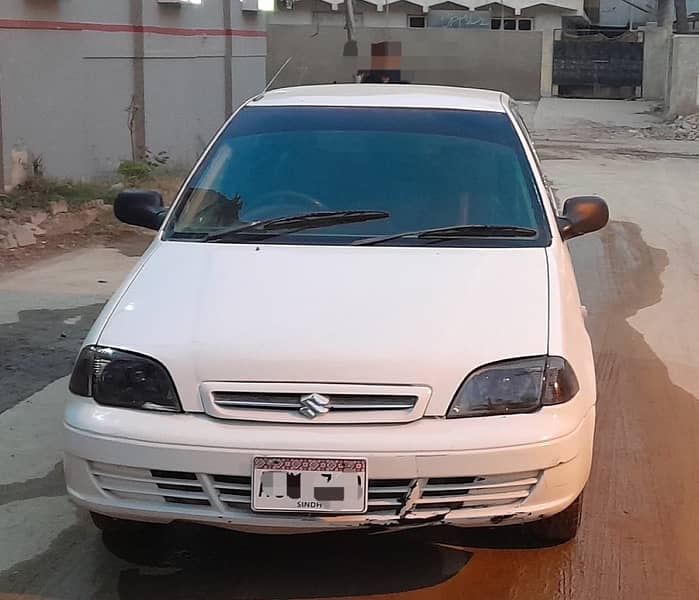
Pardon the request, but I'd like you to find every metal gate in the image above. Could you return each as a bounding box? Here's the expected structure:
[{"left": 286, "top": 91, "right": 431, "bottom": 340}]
[{"left": 552, "top": 29, "right": 644, "bottom": 99}]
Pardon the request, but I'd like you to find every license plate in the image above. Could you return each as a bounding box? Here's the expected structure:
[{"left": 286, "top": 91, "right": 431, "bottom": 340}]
[{"left": 252, "top": 457, "right": 367, "bottom": 513}]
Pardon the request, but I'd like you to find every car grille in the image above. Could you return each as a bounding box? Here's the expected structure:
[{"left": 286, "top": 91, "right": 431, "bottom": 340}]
[
  {"left": 90, "top": 462, "right": 539, "bottom": 519},
  {"left": 200, "top": 384, "right": 431, "bottom": 424},
  {"left": 211, "top": 392, "right": 418, "bottom": 412}
]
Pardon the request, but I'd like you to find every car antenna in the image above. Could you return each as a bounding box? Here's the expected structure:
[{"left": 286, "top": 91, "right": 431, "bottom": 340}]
[{"left": 263, "top": 57, "right": 293, "bottom": 93}]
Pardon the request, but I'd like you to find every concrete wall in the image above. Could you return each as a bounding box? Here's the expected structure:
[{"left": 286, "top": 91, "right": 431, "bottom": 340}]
[
  {"left": 0, "top": 1, "right": 266, "bottom": 181},
  {"left": 1, "top": 0, "right": 130, "bottom": 22},
  {"left": 668, "top": 35, "right": 699, "bottom": 116},
  {"left": 642, "top": 26, "right": 671, "bottom": 100},
  {"left": 521, "top": 7, "right": 564, "bottom": 97},
  {"left": 267, "top": 25, "right": 543, "bottom": 99},
  {"left": 269, "top": 4, "right": 574, "bottom": 98}
]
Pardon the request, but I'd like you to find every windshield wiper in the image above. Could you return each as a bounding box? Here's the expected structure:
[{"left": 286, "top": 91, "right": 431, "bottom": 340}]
[
  {"left": 204, "top": 210, "right": 390, "bottom": 242},
  {"left": 353, "top": 224, "right": 538, "bottom": 246}
]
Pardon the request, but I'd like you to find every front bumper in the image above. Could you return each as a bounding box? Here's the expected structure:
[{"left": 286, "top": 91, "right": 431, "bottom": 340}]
[{"left": 64, "top": 396, "right": 595, "bottom": 533}]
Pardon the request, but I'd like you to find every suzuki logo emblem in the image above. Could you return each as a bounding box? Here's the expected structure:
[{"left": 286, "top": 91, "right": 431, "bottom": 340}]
[{"left": 299, "top": 393, "right": 331, "bottom": 419}]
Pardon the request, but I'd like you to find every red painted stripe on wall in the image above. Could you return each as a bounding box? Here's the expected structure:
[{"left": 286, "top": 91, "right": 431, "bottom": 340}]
[{"left": 0, "top": 19, "right": 266, "bottom": 37}]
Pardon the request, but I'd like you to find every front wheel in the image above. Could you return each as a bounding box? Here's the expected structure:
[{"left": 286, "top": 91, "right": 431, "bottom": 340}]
[{"left": 522, "top": 493, "right": 583, "bottom": 546}]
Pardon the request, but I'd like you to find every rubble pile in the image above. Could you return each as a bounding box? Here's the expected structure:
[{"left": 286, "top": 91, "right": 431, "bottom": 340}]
[
  {"left": 0, "top": 200, "right": 106, "bottom": 250},
  {"left": 641, "top": 113, "right": 699, "bottom": 141}
]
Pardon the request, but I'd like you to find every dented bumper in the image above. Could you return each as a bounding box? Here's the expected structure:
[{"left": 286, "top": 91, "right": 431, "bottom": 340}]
[{"left": 63, "top": 395, "right": 595, "bottom": 533}]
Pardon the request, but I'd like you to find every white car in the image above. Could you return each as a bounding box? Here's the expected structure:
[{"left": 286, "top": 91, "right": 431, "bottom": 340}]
[{"left": 64, "top": 85, "right": 608, "bottom": 545}]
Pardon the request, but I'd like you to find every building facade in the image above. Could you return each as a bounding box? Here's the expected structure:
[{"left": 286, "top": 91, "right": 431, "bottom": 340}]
[
  {"left": 585, "top": 0, "right": 699, "bottom": 27},
  {"left": 0, "top": 1, "right": 267, "bottom": 181}
]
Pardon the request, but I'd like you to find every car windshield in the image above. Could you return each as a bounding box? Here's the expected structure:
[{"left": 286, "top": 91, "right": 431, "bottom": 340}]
[{"left": 166, "top": 106, "right": 549, "bottom": 247}]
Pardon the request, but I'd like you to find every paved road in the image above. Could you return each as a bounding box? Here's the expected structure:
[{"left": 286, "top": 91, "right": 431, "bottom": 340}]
[{"left": 1, "top": 149, "right": 698, "bottom": 599}]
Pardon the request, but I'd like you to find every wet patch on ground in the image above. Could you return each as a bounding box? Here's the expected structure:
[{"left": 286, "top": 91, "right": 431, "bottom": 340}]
[
  {"left": 0, "top": 519, "right": 98, "bottom": 598},
  {"left": 0, "top": 462, "right": 64, "bottom": 506},
  {"left": 548, "top": 221, "right": 699, "bottom": 598},
  {"left": 0, "top": 303, "right": 104, "bottom": 414},
  {"left": 403, "top": 220, "right": 691, "bottom": 600}
]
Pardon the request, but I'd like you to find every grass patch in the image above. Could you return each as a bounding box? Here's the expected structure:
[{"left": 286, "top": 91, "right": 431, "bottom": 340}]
[
  {"left": 0, "top": 166, "right": 188, "bottom": 213},
  {"left": 1, "top": 179, "right": 118, "bottom": 211}
]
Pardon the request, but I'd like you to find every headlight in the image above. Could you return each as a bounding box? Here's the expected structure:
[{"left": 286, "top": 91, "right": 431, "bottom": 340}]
[
  {"left": 447, "top": 356, "right": 579, "bottom": 418},
  {"left": 69, "top": 345, "right": 181, "bottom": 412}
]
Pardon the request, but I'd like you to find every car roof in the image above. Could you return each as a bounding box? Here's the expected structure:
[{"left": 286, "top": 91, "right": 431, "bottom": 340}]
[{"left": 250, "top": 84, "right": 510, "bottom": 113}]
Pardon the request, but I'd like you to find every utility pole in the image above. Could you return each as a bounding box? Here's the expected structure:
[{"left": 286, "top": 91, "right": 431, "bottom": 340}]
[
  {"left": 657, "top": 0, "right": 674, "bottom": 31},
  {"left": 675, "top": 0, "right": 689, "bottom": 33},
  {"left": 343, "top": 0, "right": 358, "bottom": 56},
  {"left": 344, "top": 0, "right": 356, "bottom": 42},
  {"left": 657, "top": 0, "right": 674, "bottom": 108}
]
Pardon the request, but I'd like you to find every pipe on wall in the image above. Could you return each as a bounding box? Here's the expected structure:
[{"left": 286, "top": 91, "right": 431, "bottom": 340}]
[
  {"left": 223, "top": 0, "right": 234, "bottom": 117},
  {"left": 0, "top": 73, "right": 4, "bottom": 192},
  {"left": 129, "top": 0, "right": 147, "bottom": 161}
]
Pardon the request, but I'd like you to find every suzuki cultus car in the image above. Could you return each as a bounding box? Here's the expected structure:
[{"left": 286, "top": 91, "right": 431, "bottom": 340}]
[{"left": 64, "top": 85, "right": 608, "bottom": 545}]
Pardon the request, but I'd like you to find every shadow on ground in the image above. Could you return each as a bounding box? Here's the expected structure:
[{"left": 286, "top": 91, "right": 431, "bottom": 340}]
[
  {"left": 107, "top": 524, "right": 470, "bottom": 599},
  {"left": 102, "top": 521, "right": 561, "bottom": 600}
]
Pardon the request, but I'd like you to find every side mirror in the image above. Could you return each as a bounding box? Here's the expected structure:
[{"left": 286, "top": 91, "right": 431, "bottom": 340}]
[
  {"left": 558, "top": 196, "right": 609, "bottom": 241},
  {"left": 114, "top": 190, "right": 167, "bottom": 231}
]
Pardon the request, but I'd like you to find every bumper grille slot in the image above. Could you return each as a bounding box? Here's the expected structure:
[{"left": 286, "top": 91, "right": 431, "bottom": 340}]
[
  {"left": 213, "top": 475, "right": 253, "bottom": 509},
  {"left": 412, "top": 472, "right": 539, "bottom": 512},
  {"left": 90, "top": 462, "right": 211, "bottom": 507},
  {"left": 89, "top": 462, "right": 540, "bottom": 518},
  {"left": 367, "top": 479, "right": 412, "bottom": 515},
  {"left": 151, "top": 470, "right": 210, "bottom": 506}
]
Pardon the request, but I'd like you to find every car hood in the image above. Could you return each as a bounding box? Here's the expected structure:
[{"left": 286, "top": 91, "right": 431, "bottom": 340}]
[{"left": 98, "top": 242, "right": 550, "bottom": 414}]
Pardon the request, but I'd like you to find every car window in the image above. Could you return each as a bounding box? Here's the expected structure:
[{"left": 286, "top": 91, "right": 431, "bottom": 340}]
[{"left": 168, "top": 106, "right": 550, "bottom": 247}]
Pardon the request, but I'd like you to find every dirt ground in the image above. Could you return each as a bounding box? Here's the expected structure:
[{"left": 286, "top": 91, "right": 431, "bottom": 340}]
[{"left": 0, "top": 212, "right": 153, "bottom": 275}]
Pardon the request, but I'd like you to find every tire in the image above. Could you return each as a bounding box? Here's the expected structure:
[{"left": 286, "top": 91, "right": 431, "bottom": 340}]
[{"left": 523, "top": 493, "right": 583, "bottom": 546}]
